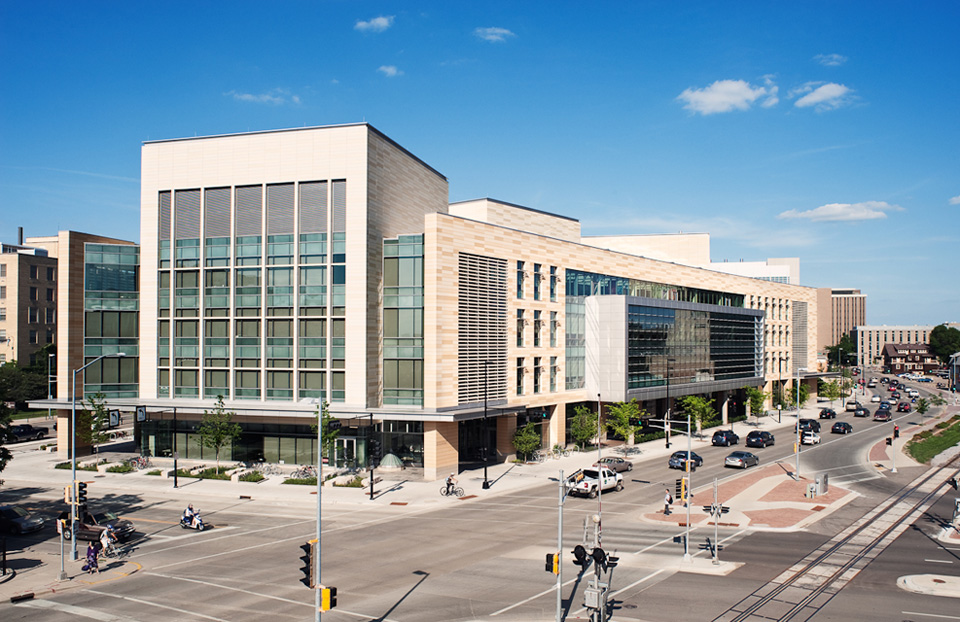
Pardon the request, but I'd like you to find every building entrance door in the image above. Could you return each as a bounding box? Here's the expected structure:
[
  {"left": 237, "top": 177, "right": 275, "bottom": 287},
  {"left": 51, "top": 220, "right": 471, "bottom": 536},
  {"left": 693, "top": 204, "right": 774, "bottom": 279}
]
[
  {"left": 334, "top": 438, "right": 357, "bottom": 469},
  {"left": 458, "top": 418, "right": 497, "bottom": 467}
]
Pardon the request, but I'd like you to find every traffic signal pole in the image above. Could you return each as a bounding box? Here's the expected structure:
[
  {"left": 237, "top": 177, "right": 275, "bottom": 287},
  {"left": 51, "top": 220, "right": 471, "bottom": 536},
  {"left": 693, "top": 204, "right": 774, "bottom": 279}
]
[
  {"left": 556, "top": 470, "right": 563, "bottom": 622},
  {"left": 316, "top": 413, "right": 322, "bottom": 621}
]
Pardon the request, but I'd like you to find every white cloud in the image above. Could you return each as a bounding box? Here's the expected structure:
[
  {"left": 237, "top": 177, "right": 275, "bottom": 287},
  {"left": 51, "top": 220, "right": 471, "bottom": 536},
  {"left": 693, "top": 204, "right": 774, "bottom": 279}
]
[
  {"left": 474, "top": 27, "right": 516, "bottom": 43},
  {"left": 355, "top": 16, "right": 394, "bottom": 33},
  {"left": 791, "top": 82, "right": 853, "bottom": 111},
  {"left": 778, "top": 201, "right": 903, "bottom": 222},
  {"left": 814, "top": 53, "right": 848, "bottom": 67},
  {"left": 226, "top": 89, "right": 300, "bottom": 105},
  {"left": 378, "top": 65, "right": 403, "bottom": 78},
  {"left": 950, "top": 195, "right": 960, "bottom": 205},
  {"left": 676, "top": 79, "right": 778, "bottom": 115}
]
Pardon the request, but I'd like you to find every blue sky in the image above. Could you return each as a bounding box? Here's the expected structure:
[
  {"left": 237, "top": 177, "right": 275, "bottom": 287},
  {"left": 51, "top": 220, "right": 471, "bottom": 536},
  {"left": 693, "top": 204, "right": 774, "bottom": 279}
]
[{"left": 1, "top": 1, "right": 957, "bottom": 327}]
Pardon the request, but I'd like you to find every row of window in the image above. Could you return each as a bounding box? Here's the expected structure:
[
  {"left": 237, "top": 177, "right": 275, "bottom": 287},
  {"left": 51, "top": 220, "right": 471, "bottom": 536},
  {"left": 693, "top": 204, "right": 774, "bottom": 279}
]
[
  {"left": 157, "top": 368, "right": 343, "bottom": 401},
  {"left": 516, "top": 262, "right": 559, "bottom": 301},
  {"left": 516, "top": 309, "right": 559, "bottom": 348},
  {"left": 515, "top": 356, "right": 560, "bottom": 396},
  {"left": 26, "top": 307, "right": 55, "bottom": 324},
  {"left": 0, "top": 265, "right": 56, "bottom": 281}
]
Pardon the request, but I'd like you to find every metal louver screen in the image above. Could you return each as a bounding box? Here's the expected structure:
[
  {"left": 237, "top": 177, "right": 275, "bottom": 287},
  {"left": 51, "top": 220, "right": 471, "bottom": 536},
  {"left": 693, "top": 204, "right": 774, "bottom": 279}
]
[
  {"left": 204, "top": 187, "right": 231, "bottom": 237},
  {"left": 235, "top": 185, "right": 262, "bottom": 236},
  {"left": 792, "top": 300, "right": 808, "bottom": 372},
  {"left": 159, "top": 191, "right": 171, "bottom": 241},
  {"left": 174, "top": 189, "right": 200, "bottom": 239},
  {"left": 458, "top": 252, "right": 509, "bottom": 404},
  {"left": 266, "top": 183, "right": 295, "bottom": 235},
  {"left": 332, "top": 180, "right": 346, "bottom": 232},
  {"left": 299, "top": 181, "right": 328, "bottom": 233}
]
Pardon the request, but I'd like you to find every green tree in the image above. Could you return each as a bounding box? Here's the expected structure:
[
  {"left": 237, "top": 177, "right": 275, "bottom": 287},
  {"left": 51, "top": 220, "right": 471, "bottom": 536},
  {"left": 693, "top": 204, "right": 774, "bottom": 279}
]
[
  {"left": 197, "top": 396, "right": 242, "bottom": 471},
  {"left": 311, "top": 401, "right": 339, "bottom": 464},
  {"left": 77, "top": 392, "right": 111, "bottom": 455},
  {"left": 569, "top": 404, "right": 599, "bottom": 449},
  {"left": 930, "top": 394, "right": 946, "bottom": 407},
  {"left": 0, "top": 361, "right": 46, "bottom": 410},
  {"left": 677, "top": 395, "right": 717, "bottom": 437},
  {"left": 785, "top": 382, "right": 810, "bottom": 408},
  {"left": 604, "top": 400, "right": 646, "bottom": 446},
  {"left": 0, "top": 401, "right": 13, "bottom": 474},
  {"left": 743, "top": 387, "right": 768, "bottom": 424},
  {"left": 512, "top": 422, "right": 541, "bottom": 461},
  {"left": 819, "top": 380, "right": 841, "bottom": 404},
  {"left": 915, "top": 398, "right": 929, "bottom": 418},
  {"left": 826, "top": 333, "right": 857, "bottom": 366},
  {"left": 929, "top": 324, "right": 960, "bottom": 365}
]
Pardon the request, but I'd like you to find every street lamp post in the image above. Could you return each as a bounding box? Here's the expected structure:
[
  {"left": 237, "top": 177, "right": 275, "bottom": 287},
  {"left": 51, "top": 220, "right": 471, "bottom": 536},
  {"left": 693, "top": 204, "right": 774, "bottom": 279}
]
[
  {"left": 596, "top": 393, "right": 602, "bottom": 546},
  {"left": 483, "top": 360, "right": 491, "bottom": 490},
  {"left": 664, "top": 358, "right": 676, "bottom": 449},
  {"left": 70, "top": 352, "right": 125, "bottom": 561},
  {"left": 795, "top": 366, "right": 807, "bottom": 481},
  {"left": 47, "top": 352, "right": 55, "bottom": 421}
]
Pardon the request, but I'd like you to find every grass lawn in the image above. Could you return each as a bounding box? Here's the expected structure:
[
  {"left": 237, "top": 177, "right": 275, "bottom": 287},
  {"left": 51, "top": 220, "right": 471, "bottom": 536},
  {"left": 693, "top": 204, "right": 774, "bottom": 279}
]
[{"left": 907, "top": 415, "right": 960, "bottom": 464}]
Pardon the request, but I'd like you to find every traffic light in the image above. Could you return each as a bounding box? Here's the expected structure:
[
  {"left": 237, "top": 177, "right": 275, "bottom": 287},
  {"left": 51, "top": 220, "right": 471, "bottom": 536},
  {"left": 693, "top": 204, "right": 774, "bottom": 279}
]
[
  {"left": 369, "top": 438, "right": 382, "bottom": 461},
  {"left": 894, "top": 425, "right": 900, "bottom": 439},
  {"left": 299, "top": 540, "right": 316, "bottom": 587},
  {"left": 675, "top": 479, "right": 683, "bottom": 499},
  {"left": 571, "top": 544, "right": 588, "bottom": 567},
  {"left": 320, "top": 586, "right": 337, "bottom": 611},
  {"left": 545, "top": 552, "right": 559, "bottom": 574},
  {"left": 885, "top": 437, "right": 892, "bottom": 446},
  {"left": 64, "top": 486, "right": 72, "bottom": 504},
  {"left": 77, "top": 482, "right": 88, "bottom": 505}
]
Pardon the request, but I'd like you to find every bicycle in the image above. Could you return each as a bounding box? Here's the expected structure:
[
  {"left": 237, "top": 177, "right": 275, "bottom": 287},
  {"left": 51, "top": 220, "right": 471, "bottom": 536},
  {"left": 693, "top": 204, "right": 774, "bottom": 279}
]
[
  {"left": 551, "top": 445, "right": 571, "bottom": 459},
  {"left": 127, "top": 456, "right": 152, "bottom": 470},
  {"left": 293, "top": 465, "right": 317, "bottom": 479},
  {"left": 531, "top": 450, "right": 547, "bottom": 463},
  {"left": 439, "top": 485, "right": 465, "bottom": 497}
]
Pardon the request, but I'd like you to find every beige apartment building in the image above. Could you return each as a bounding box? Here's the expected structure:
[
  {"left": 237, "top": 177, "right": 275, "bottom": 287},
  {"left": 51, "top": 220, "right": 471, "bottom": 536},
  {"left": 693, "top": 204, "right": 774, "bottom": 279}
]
[
  {"left": 0, "top": 242, "right": 57, "bottom": 366},
  {"left": 817, "top": 288, "right": 867, "bottom": 355},
  {"left": 853, "top": 323, "right": 960, "bottom": 367},
  {"left": 34, "top": 123, "right": 820, "bottom": 480}
]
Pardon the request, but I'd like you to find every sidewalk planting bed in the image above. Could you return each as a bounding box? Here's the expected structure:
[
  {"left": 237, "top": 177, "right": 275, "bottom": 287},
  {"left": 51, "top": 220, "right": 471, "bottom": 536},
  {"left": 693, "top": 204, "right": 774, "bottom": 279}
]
[{"left": 907, "top": 415, "right": 960, "bottom": 463}]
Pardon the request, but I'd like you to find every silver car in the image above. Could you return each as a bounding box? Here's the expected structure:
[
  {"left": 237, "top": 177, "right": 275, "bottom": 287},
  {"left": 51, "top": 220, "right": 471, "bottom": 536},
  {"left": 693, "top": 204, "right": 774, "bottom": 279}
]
[{"left": 724, "top": 451, "right": 759, "bottom": 469}]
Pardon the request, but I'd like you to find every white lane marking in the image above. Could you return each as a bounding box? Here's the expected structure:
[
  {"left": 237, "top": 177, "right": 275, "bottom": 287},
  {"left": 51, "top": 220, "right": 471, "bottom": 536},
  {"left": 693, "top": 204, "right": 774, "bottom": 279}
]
[
  {"left": 924, "top": 559, "right": 954, "bottom": 564},
  {"left": 633, "top": 529, "right": 697, "bottom": 555},
  {"left": 610, "top": 567, "right": 669, "bottom": 594},
  {"left": 490, "top": 577, "right": 580, "bottom": 616},
  {"left": 902, "top": 612, "right": 960, "bottom": 620},
  {"left": 88, "top": 590, "right": 232, "bottom": 622},
  {"left": 14, "top": 599, "right": 135, "bottom": 621}
]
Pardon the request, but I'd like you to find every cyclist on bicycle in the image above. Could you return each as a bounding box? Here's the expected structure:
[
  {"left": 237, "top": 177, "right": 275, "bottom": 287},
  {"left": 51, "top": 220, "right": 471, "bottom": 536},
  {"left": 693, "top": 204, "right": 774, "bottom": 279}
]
[
  {"left": 445, "top": 473, "right": 458, "bottom": 495},
  {"left": 99, "top": 524, "right": 118, "bottom": 557}
]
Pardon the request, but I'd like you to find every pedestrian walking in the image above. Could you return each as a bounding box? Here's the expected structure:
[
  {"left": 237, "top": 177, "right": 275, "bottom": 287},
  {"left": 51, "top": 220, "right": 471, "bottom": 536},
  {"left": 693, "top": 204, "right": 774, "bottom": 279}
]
[
  {"left": 664, "top": 488, "right": 673, "bottom": 515},
  {"left": 84, "top": 541, "right": 100, "bottom": 574}
]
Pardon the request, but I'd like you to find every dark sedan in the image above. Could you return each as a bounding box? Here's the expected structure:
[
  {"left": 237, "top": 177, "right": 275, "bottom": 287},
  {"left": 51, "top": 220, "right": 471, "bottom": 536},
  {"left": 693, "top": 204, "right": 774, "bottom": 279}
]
[
  {"left": 595, "top": 456, "right": 633, "bottom": 472},
  {"left": 853, "top": 407, "right": 870, "bottom": 417},
  {"left": 668, "top": 451, "right": 703, "bottom": 469},
  {"left": 831, "top": 421, "right": 853, "bottom": 434},
  {"left": 724, "top": 451, "right": 759, "bottom": 469},
  {"left": 746, "top": 430, "right": 775, "bottom": 448},
  {"left": 819, "top": 408, "right": 838, "bottom": 419},
  {"left": 0, "top": 505, "right": 45, "bottom": 534}
]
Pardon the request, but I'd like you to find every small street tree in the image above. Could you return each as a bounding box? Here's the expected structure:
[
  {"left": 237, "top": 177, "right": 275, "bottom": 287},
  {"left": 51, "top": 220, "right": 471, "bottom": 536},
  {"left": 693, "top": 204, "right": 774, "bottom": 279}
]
[
  {"left": 677, "top": 395, "right": 717, "bottom": 438},
  {"left": 819, "top": 380, "right": 841, "bottom": 406},
  {"left": 77, "top": 392, "right": 111, "bottom": 455},
  {"left": 570, "top": 404, "right": 599, "bottom": 449},
  {"left": 197, "top": 395, "right": 242, "bottom": 472},
  {"left": 744, "top": 387, "right": 768, "bottom": 425},
  {"left": 915, "top": 398, "right": 929, "bottom": 419},
  {"left": 512, "top": 422, "right": 541, "bottom": 461},
  {"left": 604, "top": 399, "right": 646, "bottom": 446}
]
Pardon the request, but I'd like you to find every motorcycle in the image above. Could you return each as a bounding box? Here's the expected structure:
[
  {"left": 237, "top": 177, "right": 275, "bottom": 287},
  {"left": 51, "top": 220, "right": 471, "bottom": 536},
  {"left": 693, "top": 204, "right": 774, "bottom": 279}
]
[{"left": 180, "top": 512, "right": 207, "bottom": 531}]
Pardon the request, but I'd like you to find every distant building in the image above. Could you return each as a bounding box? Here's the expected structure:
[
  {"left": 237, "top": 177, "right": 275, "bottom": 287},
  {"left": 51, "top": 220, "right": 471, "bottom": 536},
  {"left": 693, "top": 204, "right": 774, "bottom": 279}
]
[
  {"left": 881, "top": 343, "right": 938, "bottom": 374},
  {"left": 817, "top": 288, "right": 867, "bottom": 355},
  {"left": 0, "top": 241, "right": 57, "bottom": 366},
  {"left": 853, "top": 324, "right": 960, "bottom": 367}
]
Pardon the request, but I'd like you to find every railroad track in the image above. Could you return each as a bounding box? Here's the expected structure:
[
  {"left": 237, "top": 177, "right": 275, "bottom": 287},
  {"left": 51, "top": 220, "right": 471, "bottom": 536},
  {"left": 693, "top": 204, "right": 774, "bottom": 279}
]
[{"left": 713, "top": 457, "right": 960, "bottom": 622}]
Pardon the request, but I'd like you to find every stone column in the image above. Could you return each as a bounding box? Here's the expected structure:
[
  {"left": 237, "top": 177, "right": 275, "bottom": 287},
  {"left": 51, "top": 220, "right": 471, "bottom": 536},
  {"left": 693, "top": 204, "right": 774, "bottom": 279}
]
[{"left": 424, "top": 421, "right": 458, "bottom": 481}]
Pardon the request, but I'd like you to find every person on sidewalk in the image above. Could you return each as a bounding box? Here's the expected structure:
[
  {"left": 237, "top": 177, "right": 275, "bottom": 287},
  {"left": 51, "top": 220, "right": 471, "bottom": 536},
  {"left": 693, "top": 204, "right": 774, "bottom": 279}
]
[
  {"left": 85, "top": 541, "right": 100, "bottom": 574},
  {"left": 664, "top": 488, "right": 673, "bottom": 515}
]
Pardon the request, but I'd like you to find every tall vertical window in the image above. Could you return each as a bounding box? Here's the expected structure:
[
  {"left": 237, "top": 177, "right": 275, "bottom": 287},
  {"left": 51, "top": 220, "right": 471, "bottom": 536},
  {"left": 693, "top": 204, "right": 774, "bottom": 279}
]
[
  {"left": 533, "top": 310, "right": 541, "bottom": 347},
  {"left": 85, "top": 243, "right": 139, "bottom": 399},
  {"left": 30, "top": 287, "right": 38, "bottom": 300},
  {"left": 0, "top": 308, "right": 6, "bottom": 320},
  {"left": 550, "top": 311, "right": 557, "bottom": 347},
  {"left": 28, "top": 308, "right": 38, "bottom": 323},
  {"left": 30, "top": 265, "right": 39, "bottom": 279},
  {"left": 47, "top": 267, "right": 55, "bottom": 280},
  {"left": 516, "top": 261, "right": 525, "bottom": 299},
  {"left": 550, "top": 356, "right": 558, "bottom": 392},
  {"left": 0, "top": 265, "right": 5, "bottom": 277},
  {"left": 533, "top": 357, "right": 542, "bottom": 394},
  {"left": 549, "top": 266, "right": 557, "bottom": 301},
  {"left": 383, "top": 235, "right": 424, "bottom": 405},
  {"left": 46, "top": 288, "right": 54, "bottom": 301},
  {"left": 517, "top": 310, "right": 525, "bottom": 347},
  {"left": 533, "top": 264, "right": 542, "bottom": 300},
  {"left": 516, "top": 357, "right": 525, "bottom": 396}
]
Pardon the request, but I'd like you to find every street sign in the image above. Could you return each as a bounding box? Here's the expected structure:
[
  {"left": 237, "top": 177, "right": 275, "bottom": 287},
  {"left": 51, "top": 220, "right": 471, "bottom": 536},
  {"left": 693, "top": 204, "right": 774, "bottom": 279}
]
[
  {"left": 109, "top": 409, "right": 120, "bottom": 428},
  {"left": 136, "top": 405, "right": 147, "bottom": 422}
]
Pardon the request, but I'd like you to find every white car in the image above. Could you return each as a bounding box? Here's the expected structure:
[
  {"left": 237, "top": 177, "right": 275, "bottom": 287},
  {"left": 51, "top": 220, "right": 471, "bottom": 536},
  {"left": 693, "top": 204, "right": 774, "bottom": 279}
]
[
  {"left": 871, "top": 395, "right": 881, "bottom": 403},
  {"left": 801, "top": 431, "right": 821, "bottom": 445}
]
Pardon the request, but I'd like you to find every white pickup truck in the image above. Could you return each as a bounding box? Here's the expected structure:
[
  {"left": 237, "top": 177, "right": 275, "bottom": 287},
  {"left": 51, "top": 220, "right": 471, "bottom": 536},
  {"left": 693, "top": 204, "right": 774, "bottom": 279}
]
[{"left": 564, "top": 467, "right": 623, "bottom": 498}]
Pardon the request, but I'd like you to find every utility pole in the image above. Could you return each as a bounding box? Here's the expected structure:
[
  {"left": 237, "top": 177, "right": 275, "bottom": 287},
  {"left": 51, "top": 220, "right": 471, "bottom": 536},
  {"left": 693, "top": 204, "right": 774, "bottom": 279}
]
[
  {"left": 556, "top": 470, "right": 564, "bottom": 622},
  {"left": 684, "top": 409, "right": 692, "bottom": 562}
]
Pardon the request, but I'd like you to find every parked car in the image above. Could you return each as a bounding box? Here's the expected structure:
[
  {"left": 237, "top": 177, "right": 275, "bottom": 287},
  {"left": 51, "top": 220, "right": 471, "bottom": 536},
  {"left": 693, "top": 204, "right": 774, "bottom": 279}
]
[
  {"left": 746, "top": 430, "right": 775, "bottom": 448},
  {"left": 725, "top": 451, "right": 760, "bottom": 469},
  {"left": 897, "top": 402, "right": 912, "bottom": 412},
  {"left": 873, "top": 411, "right": 892, "bottom": 422},
  {"left": 831, "top": 421, "right": 853, "bottom": 434},
  {"left": 595, "top": 456, "right": 633, "bottom": 473},
  {"left": 711, "top": 430, "right": 739, "bottom": 447},
  {"left": 801, "top": 431, "right": 821, "bottom": 445},
  {"left": 668, "top": 451, "right": 704, "bottom": 469},
  {"left": 853, "top": 406, "right": 870, "bottom": 417},
  {"left": 56, "top": 509, "right": 136, "bottom": 542},
  {"left": 797, "top": 419, "right": 821, "bottom": 433},
  {"left": 871, "top": 395, "right": 881, "bottom": 403},
  {"left": 819, "top": 408, "right": 838, "bottom": 419},
  {"left": 6, "top": 424, "right": 49, "bottom": 442},
  {"left": 0, "top": 505, "right": 45, "bottom": 534}
]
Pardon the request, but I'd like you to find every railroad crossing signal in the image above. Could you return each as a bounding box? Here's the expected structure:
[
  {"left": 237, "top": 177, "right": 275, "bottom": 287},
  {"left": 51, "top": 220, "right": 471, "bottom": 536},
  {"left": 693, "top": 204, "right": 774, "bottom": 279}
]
[
  {"left": 571, "top": 544, "right": 588, "bottom": 566},
  {"left": 702, "top": 503, "right": 730, "bottom": 517}
]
